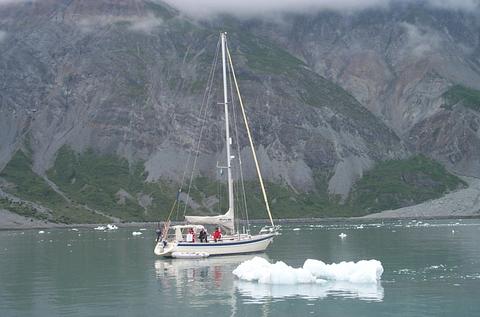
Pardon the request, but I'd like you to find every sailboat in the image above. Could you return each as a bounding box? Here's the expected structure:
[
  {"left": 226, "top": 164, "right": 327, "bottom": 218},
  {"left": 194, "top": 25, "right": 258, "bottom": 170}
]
[{"left": 154, "top": 32, "right": 279, "bottom": 258}]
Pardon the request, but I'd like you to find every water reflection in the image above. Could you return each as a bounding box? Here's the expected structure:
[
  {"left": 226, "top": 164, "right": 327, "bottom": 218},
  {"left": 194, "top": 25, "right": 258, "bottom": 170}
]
[
  {"left": 236, "top": 280, "right": 384, "bottom": 302},
  {"left": 154, "top": 254, "right": 383, "bottom": 305},
  {"left": 154, "top": 254, "right": 268, "bottom": 279},
  {"left": 154, "top": 254, "right": 268, "bottom": 309}
]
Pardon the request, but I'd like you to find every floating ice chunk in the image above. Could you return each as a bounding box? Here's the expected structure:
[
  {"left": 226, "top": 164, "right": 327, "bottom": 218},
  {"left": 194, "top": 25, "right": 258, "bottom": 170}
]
[
  {"left": 132, "top": 231, "right": 143, "bottom": 236},
  {"left": 233, "top": 257, "right": 383, "bottom": 286},
  {"left": 94, "top": 226, "right": 106, "bottom": 231},
  {"left": 304, "top": 259, "right": 384, "bottom": 284},
  {"left": 293, "top": 228, "right": 301, "bottom": 231},
  {"left": 339, "top": 233, "right": 347, "bottom": 238},
  {"left": 233, "top": 257, "right": 318, "bottom": 284},
  {"left": 107, "top": 224, "right": 118, "bottom": 230},
  {"left": 38, "top": 231, "right": 45, "bottom": 234}
]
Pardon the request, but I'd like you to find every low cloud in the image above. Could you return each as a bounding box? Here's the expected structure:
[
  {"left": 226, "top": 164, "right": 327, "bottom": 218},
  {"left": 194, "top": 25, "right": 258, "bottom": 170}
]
[
  {"left": 161, "top": 0, "right": 479, "bottom": 18},
  {"left": 0, "top": 0, "right": 35, "bottom": 5},
  {"left": 128, "top": 15, "right": 163, "bottom": 33},
  {"left": 0, "top": 30, "right": 6, "bottom": 43},
  {"left": 77, "top": 14, "right": 162, "bottom": 34},
  {"left": 425, "top": 0, "right": 479, "bottom": 10},
  {"left": 162, "top": 0, "right": 388, "bottom": 18},
  {"left": 400, "top": 22, "right": 441, "bottom": 58}
]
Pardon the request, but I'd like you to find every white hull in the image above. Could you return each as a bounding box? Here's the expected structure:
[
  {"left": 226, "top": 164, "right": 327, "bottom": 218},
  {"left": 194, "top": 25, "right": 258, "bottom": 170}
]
[{"left": 154, "top": 233, "right": 275, "bottom": 257}]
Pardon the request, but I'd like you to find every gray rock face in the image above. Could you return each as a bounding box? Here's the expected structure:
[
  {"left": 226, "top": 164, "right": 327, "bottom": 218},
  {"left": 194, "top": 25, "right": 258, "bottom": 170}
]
[
  {"left": 3, "top": 0, "right": 450, "bottom": 201},
  {"left": 238, "top": 3, "right": 480, "bottom": 177}
]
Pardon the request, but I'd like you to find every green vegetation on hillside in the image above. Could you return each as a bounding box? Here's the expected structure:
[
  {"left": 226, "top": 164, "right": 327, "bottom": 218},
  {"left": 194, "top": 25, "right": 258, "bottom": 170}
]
[
  {"left": 46, "top": 146, "right": 178, "bottom": 222},
  {"left": 1, "top": 147, "right": 465, "bottom": 223},
  {"left": 347, "top": 155, "right": 466, "bottom": 215},
  {"left": 443, "top": 85, "right": 480, "bottom": 112},
  {"left": 0, "top": 150, "right": 109, "bottom": 224},
  {"left": 0, "top": 197, "right": 48, "bottom": 220},
  {"left": 235, "top": 32, "right": 305, "bottom": 75}
]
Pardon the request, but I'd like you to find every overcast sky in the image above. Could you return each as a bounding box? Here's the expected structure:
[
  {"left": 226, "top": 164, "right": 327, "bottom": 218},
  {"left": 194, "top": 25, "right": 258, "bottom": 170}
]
[
  {"left": 161, "top": 0, "right": 480, "bottom": 18},
  {"left": 1, "top": 0, "right": 478, "bottom": 16}
]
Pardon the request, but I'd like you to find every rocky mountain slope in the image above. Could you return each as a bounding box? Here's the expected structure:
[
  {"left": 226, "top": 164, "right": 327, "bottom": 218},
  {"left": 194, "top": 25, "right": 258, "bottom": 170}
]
[
  {"left": 236, "top": 2, "right": 480, "bottom": 177},
  {"left": 0, "top": 0, "right": 472, "bottom": 223}
]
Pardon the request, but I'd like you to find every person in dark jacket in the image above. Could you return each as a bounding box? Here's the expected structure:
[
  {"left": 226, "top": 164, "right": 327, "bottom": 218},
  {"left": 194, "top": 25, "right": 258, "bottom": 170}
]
[{"left": 199, "top": 228, "right": 208, "bottom": 243}]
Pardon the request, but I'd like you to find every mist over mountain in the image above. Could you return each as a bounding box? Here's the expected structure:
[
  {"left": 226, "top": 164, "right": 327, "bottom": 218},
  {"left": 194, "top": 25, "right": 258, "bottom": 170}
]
[{"left": 0, "top": 0, "right": 477, "bottom": 223}]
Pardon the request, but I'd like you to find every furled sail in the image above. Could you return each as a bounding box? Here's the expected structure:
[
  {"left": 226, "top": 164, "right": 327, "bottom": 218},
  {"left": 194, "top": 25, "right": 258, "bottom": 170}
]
[{"left": 185, "top": 208, "right": 234, "bottom": 231}]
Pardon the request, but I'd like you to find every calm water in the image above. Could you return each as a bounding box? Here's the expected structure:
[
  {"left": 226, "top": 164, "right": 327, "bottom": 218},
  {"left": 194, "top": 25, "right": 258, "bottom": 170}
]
[{"left": 1, "top": 219, "right": 480, "bottom": 316}]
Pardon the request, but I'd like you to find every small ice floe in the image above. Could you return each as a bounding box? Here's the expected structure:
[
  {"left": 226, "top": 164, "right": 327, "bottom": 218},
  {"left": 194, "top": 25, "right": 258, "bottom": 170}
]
[
  {"left": 339, "top": 233, "right": 347, "bottom": 239},
  {"left": 38, "top": 230, "right": 45, "bottom": 234},
  {"left": 106, "top": 224, "right": 118, "bottom": 230},
  {"left": 293, "top": 228, "right": 301, "bottom": 231},
  {"left": 233, "top": 256, "right": 383, "bottom": 285},
  {"left": 94, "top": 226, "right": 106, "bottom": 231},
  {"left": 132, "top": 231, "right": 143, "bottom": 236}
]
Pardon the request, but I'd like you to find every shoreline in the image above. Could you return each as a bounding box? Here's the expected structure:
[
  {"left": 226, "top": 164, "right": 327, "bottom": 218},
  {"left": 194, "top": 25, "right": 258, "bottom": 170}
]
[
  {"left": 2, "top": 176, "right": 480, "bottom": 231},
  {"left": 1, "top": 214, "right": 479, "bottom": 231}
]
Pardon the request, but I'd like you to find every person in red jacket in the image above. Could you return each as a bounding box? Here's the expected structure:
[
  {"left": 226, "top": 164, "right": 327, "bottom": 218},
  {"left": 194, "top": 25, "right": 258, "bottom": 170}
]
[{"left": 212, "top": 227, "right": 222, "bottom": 242}]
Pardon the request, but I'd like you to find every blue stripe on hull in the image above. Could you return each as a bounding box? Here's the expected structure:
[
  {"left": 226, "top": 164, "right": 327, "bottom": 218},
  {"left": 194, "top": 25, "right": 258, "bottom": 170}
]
[{"left": 162, "top": 250, "right": 267, "bottom": 259}]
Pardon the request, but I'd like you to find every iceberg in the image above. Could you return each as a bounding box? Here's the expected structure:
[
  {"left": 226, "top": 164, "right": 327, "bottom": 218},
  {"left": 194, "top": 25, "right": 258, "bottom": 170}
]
[{"left": 233, "top": 256, "right": 383, "bottom": 285}]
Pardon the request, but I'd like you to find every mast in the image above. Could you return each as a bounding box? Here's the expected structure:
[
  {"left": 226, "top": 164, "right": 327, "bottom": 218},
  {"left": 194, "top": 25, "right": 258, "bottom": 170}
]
[{"left": 221, "top": 32, "right": 235, "bottom": 233}]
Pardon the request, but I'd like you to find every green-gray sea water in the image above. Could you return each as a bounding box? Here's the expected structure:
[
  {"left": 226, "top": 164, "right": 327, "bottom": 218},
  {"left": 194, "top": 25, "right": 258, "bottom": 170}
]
[{"left": 1, "top": 219, "right": 480, "bottom": 316}]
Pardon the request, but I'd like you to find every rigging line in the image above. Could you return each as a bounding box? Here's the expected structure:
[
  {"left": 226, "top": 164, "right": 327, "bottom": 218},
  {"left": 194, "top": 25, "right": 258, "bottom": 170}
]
[
  {"left": 227, "top": 56, "right": 250, "bottom": 232},
  {"left": 226, "top": 43, "right": 275, "bottom": 227},
  {"left": 172, "top": 40, "right": 220, "bottom": 220},
  {"left": 182, "top": 36, "right": 221, "bottom": 217},
  {"left": 166, "top": 36, "right": 220, "bottom": 223}
]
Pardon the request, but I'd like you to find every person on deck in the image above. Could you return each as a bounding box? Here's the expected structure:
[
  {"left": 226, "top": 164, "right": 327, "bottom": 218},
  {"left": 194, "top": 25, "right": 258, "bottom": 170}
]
[
  {"left": 199, "top": 228, "right": 208, "bottom": 243},
  {"left": 213, "top": 227, "right": 222, "bottom": 242},
  {"left": 155, "top": 227, "right": 162, "bottom": 242}
]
